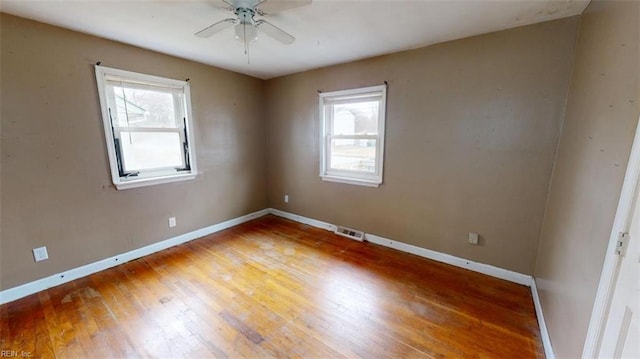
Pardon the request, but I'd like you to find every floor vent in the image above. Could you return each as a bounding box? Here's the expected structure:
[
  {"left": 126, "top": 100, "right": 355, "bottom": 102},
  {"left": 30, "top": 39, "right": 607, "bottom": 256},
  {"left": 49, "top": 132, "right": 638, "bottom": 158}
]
[{"left": 335, "top": 226, "right": 365, "bottom": 241}]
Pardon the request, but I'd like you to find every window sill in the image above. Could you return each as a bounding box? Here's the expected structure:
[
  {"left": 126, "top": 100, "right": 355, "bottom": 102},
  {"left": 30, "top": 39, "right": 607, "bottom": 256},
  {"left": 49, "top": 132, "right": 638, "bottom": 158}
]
[
  {"left": 321, "top": 175, "right": 381, "bottom": 187},
  {"left": 114, "top": 173, "right": 197, "bottom": 190}
]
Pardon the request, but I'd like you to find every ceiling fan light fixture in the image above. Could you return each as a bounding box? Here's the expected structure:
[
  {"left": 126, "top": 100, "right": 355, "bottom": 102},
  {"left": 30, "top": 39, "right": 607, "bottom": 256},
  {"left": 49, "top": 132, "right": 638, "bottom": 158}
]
[{"left": 234, "top": 22, "right": 258, "bottom": 43}]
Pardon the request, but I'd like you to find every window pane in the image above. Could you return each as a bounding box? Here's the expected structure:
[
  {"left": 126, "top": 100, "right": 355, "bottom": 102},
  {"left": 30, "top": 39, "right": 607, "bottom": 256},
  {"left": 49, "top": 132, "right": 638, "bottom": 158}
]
[
  {"left": 330, "top": 138, "right": 377, "bottom": 173},
  {"left": 120, "top": 132, "right": 184, "bottom": 172},
  {"left": 332, "top": 101, "right": 379, "bottom": 135},
  {"left": 112, "top": 86, "right": 178, "bottom": 128}
]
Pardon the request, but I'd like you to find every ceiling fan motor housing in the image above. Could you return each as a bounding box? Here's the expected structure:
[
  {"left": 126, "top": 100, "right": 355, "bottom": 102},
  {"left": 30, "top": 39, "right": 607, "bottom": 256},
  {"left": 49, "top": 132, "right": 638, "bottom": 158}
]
[{"left": 234, "top": 8, "right": 256, "bottom": 25}]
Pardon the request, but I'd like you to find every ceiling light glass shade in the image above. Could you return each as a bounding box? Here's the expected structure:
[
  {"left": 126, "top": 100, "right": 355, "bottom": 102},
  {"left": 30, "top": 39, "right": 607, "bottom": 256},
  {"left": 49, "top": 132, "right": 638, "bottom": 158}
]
[{"left": 235, "top": 23, "right": 258, "bottom": 43}]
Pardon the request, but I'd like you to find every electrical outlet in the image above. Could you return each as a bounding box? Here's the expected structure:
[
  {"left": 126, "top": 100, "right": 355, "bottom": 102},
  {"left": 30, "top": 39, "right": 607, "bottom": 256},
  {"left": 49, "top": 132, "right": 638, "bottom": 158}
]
[
  {"left": 168, "top": 217, "right": 177, "bottom": 228},
  {"left": 33, "top": 246, "right": 49, "bottom": 262},
  {"left": 468, "top": 232, "right": 479, "bottom": 245},
  {"left": 284, "top": 195, "right": 289, "bottom": 203}
]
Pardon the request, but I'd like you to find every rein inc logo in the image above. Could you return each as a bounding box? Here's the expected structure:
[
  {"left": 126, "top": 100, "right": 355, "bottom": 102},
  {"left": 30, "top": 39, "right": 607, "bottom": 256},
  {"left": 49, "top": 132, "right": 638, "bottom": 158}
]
[{"left": 1, "top": 351, "right": 32, "bottom": 358}]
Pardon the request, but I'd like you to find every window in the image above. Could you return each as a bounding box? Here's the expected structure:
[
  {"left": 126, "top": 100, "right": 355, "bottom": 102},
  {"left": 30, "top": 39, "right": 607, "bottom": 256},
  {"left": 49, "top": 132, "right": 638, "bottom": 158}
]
[
  {"left": 319, "top": 85, "right": 387, "bottom": 187},
  {"left": 95, "top": 66, "right": 197, "bottom": 190}
]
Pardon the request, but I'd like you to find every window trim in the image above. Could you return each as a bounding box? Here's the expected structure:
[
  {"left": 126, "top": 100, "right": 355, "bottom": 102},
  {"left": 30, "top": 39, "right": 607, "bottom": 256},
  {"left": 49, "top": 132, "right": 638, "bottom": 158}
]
[
  {"left": 319, "top": 84, "right": 387, "bottom": 187},
  {"left": 95, "top": 65, "right": 198, "bottom": 190}
]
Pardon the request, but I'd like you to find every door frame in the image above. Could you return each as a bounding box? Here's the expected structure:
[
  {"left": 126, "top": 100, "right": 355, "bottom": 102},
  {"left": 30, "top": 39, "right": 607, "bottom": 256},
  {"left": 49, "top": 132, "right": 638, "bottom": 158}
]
[{"left": 583, "top": 116, "right": 640, "bottom": 358}]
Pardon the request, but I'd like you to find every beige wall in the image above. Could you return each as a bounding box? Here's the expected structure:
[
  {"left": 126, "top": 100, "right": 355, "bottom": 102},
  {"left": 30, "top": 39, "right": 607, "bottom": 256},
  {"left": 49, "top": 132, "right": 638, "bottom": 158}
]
[
  {"left": 534, "top": 1, "right": 640, "bottom": 357},
  {"left": 0, "top": 14, "right": 267, "bottom": 290},
  {"left": 265, "top": 18, "right": 579, "bottom": 275}
]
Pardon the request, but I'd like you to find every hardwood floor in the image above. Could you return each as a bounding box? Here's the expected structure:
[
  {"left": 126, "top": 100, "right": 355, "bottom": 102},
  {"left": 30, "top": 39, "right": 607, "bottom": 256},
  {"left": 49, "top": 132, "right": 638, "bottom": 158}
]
[{"left": 1, "top": 215, "right": 544, "bottom": 358}]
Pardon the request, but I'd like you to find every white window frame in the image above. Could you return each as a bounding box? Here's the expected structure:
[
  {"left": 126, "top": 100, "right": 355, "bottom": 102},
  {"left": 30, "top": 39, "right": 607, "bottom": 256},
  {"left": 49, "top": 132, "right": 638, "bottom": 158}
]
[
  {"left": 319, "top": 84, "right": 387, "bottom": 187},
  {"left": 95, "top": 65, "right": 198, "bottom": 190}
]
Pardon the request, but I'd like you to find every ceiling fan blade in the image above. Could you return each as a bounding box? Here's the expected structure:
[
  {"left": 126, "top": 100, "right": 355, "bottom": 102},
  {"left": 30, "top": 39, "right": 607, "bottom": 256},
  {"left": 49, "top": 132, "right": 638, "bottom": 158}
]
[
  {"left": 257, "top": 0, "right": 311, "bottom": 15},
  {"left": 256, "top": 20, "right": 295, "bottom": 44},
  {"left": 194, "top": 18, "right": 236, "bottom": 38},
  {"left": 220, "top": 0, "right": 235, "bottom": 7},
  {"left": 210, "top": 0, "right": 236, "bottom": 11}
]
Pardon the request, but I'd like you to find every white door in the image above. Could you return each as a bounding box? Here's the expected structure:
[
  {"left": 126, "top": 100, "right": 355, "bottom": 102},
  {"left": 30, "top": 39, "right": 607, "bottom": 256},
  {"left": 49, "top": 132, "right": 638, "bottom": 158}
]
[
  {"left": 584, "top": 117, "right": 640, "bottom": 358},
  {"left": 598, "top": 188, "right": 640, "bottom": 358}
]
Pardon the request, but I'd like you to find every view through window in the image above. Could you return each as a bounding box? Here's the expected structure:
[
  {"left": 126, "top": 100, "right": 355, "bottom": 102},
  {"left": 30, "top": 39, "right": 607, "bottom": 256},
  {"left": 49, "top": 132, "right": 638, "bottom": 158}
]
[
  {"left": 319, "top": 85, "right": 387, "bottom": 186},
  {"left": 95, "top": 66, "right": 197, "bottom": 189}
]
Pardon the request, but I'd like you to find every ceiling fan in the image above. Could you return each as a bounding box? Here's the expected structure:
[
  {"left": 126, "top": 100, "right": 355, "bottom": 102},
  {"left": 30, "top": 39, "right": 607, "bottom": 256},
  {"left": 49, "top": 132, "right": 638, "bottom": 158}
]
[{"left": 195, "top": 0, "right": 311, "bottom": 54}]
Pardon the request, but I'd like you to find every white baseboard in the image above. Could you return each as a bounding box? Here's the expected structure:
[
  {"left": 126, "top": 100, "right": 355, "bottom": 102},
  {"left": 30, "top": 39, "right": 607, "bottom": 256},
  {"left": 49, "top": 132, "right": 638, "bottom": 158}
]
[
  {"left": 364, "top": 232, "right": 533, "bottom": 286},
  {"left": 0, "top": 208, "right": 271, "bottom": 305},
  {"left": 269, "top": 208, "right": 533, "bottom": 286},
  {"left": 269, "top": 208, "right": 337, "bottom": 232},
  {"left": 531, "top": 278, "right": 555, "bottom": 359}
]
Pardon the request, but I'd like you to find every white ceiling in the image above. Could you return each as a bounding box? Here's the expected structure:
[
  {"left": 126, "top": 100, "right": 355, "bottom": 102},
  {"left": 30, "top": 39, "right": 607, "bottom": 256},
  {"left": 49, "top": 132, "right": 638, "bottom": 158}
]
[{"left": 1, "top": 0, "right": 590, "bottom": 79}]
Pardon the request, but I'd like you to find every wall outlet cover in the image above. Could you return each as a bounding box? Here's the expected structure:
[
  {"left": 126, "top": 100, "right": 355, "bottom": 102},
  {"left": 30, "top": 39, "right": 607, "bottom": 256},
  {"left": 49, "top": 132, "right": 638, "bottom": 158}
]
[
  {"left": 468, "top": 232, "right": 479, "bottom": 245},
  {"left": 33, "top": 246, "right": 49, "bottom": 262}
]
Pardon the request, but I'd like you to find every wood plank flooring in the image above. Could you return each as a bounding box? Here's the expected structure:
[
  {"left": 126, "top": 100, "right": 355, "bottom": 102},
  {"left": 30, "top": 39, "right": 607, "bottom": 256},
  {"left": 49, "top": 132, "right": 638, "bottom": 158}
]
[{"left": 1, "top": 215, "right": 545, "bottom": 358}]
